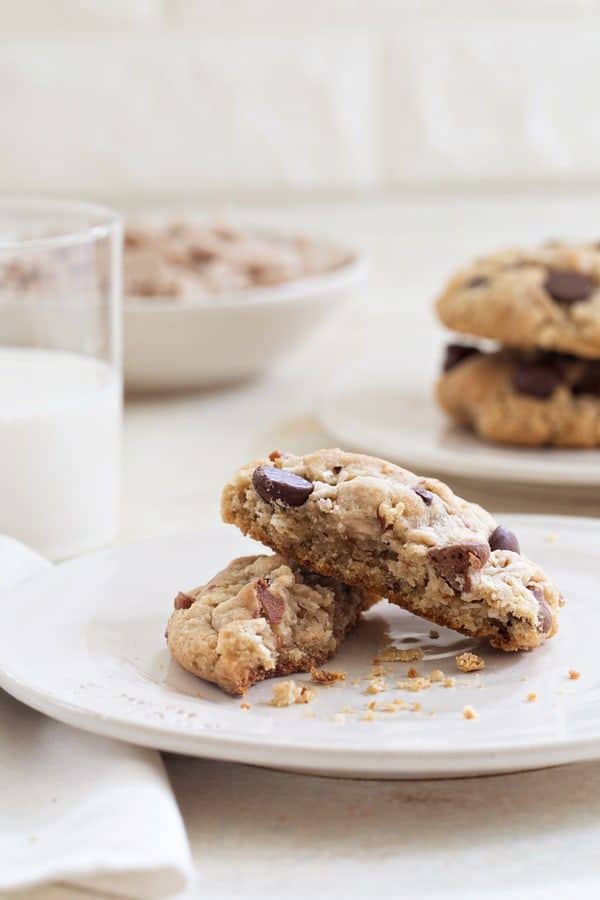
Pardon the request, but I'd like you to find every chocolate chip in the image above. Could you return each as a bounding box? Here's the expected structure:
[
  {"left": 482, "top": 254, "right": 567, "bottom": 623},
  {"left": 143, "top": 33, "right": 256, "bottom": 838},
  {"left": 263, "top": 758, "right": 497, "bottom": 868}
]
[
  {"left": 428, "top": 542, "right": 490, "bottom": 593},
  {"left": 332, "top": 466, "right": 343, "bottom": 475},
  {"left": 572, "top": 362, "right": 600, "bottom": 397},
  {"left": 174, "top": 591, "right": 194, "bottom": 610},
  {"left": 466, "top": 276, "right": 488, "bottom": 289},
  {"left": 381, "top": 548, "right": 399, "bottom": 561},
  {"left": 489, "top": 525, "right": 520, "bottom": 553},
  {"left": 443, "top": 343, "right": 481, "bottom": 372},
  {"left": 414, "top": 486, "right": 434, "bottom": 505},
  {"left": 545, "top": 269, "right": 595, "bottom": 304},
  {"left": 536, "top": 350, "right": 578, "bottom": 375},
  {"left": 189, "top": 247, "right": 216, "bottom": 265},
  {"left": 513, "top": 362, "right": 562, "bottom": 398},
  {"left": 491, "top": 613, "right": 518, "bottom": 643},
  {"left": 252, "top": 465, "right": 314, "bottom": 507},
  {"left": 256, "top": 579, "right": 285, "bottom": 626},
  {"left": 529, "top": 585, "right": 553, "bottom": 634}
]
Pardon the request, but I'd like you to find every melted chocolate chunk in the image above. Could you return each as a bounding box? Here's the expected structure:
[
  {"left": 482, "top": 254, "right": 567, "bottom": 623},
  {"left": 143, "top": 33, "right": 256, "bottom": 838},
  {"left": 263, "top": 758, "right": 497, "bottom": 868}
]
[
  {"left": 537, "top": 599, "right": 553, "bottom": 634},
  {"left": 466, "top": 275, "right": 489, "bottom": 289},
  {"left": 572, "top": 361, "right": 600, "bottom": 397},
  {"left": 174, "top": 591, "right": 194, "bottom": 610},
  {"left": 529, "top": 584, "right": 553, "bottom": 634},
  {"left": 414, "top": 486, "right": 434, "bottom": 506},
  {"left": 545, "top": 269, "right": 595, "bottom": 305},
  {"left": 492, "top": 613, "right": 518, "bottom": 643},
  {"left": 489, "top": 525, "right": 520, "bottom": 553},
  {"left": 513, "top": 361, "right": 562, "bottom": 399},
  {"left": 428, "top": 542, "right": 490, "bottom": 593},
  {"left": 256, "top": 579, "right": 285, "bottom": 626},
  {"left": 252, "top": 465, "right": 314, "bottom": 507},
  {"left": 443, "top": 343, "right": 481, "bottom": 372}
]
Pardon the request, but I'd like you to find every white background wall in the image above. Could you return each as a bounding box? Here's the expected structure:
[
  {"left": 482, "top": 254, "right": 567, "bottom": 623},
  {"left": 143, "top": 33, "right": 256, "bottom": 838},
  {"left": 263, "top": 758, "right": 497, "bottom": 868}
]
[{"left": 1, "top": 0, "right": 600, "bottom": 201}]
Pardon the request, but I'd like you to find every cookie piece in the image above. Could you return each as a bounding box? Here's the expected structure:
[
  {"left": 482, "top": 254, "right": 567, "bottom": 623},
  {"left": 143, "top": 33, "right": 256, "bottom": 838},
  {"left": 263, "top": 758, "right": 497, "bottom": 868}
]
[
  {"left": 436, "top": 243, "right": 600, "bottom": 359},
  {"left": 438, "top": 344, "right": 600, "bottom": 447},
  {"left": 221, "top": 450, "right": 562, "bottom": 652},
  {"left": 124, "top": 219, "right": 351, "bottom": 300},
  {"left": 166, "top": 554, "right": 372, "bottom": 695}
]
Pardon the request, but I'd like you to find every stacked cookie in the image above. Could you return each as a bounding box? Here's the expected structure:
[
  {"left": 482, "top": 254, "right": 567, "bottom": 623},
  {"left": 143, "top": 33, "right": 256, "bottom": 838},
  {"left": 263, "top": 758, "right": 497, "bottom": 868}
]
[
  {"left": 435, "top": 242, "right": 600, "bottom": 446},
  {"left": 166, "top": 449, "right": 563, "bottom": 696}
]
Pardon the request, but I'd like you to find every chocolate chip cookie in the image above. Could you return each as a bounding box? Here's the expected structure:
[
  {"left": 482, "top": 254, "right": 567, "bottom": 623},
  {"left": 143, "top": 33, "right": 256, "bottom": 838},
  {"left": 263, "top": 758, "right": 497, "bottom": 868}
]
[
  {"left": 438, "top": 343, "right": 600, "bottom": 447},
  {"left": 221, "top": 450, "right": 563, "bottom": 652},
  {"left": 166, "top": 554, "right": 373, "bottom": 695},
  {"left": 436, "top": 242, "right": 600, "bottom": 359}
]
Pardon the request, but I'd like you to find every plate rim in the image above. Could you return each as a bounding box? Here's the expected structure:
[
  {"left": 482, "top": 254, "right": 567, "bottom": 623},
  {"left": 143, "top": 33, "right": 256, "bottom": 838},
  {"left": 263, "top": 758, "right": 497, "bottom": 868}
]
[
  {"left": 316, "top": 376, "right": 600, "bottom": 487},
  {"left": 125, "top": 249, "right": 369, "bottom": 313}
]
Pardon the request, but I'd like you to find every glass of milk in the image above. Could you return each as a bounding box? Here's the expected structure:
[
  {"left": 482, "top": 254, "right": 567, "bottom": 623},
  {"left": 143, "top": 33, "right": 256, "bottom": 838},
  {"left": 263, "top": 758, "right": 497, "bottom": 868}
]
[{"left": 0, "top": 198, "right": 122, "bottom": 560}]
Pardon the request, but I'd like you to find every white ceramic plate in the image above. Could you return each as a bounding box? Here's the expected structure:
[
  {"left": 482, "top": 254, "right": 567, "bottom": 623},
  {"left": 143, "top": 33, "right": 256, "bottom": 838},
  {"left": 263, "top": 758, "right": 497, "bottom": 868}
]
[
  {"left": 124, "top": 251, "right": 367, "bottom": 392},
  {"left": 317, "top": 359, "right": 600, "bottom": 486},
  {"left": 0, "top": 518, "right": 595, "bottom": 779}
]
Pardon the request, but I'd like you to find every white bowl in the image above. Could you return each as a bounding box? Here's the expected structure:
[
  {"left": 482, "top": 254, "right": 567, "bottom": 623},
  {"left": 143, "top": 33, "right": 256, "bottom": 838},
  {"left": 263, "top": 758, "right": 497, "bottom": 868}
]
[{"left": 123, "top": 250, "right": 367, "bottom": 392}]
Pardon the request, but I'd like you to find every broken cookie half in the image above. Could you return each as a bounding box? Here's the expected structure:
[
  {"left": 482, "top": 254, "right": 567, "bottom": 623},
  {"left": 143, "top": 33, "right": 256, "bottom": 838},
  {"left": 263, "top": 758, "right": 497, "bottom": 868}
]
[
  {"left": 166, "top": 554, "right": 375, "bottom": 695},
  {"left": 221, "top": 449, "right": 564, "bottom": 652}
]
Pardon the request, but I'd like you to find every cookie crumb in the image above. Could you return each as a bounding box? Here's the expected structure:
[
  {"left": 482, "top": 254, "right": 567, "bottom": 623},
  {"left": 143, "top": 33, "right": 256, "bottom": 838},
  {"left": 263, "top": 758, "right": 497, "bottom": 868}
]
[
  {"left": 271, "top": 680, "right": 315, "bottom": 707},
  {"left": 240, "top": 702, "right": 250, "bottom": 711},
  {"left": 430, "top": 669, "right": 444, "bottom": 683},
  {"left": 396, "top": 677, "right": 431, "bottom": 692},
  {"left": 410, "top": 702, "right": 422, "bottom": 713},
  {"left": 443, "top": 676, "right": 456, "bottom": 688},
  {"left": 365, "top": 677, "right": 387, "bottom": 695},
  {"left": 456, "top": 652, "right": 485, "bottom": 673},
  {"left": 463, "top": 705, "right": 478, "bottom": 720},
  {"left": 379, "top": 697, "right": 408, "bottom": 712},
  {"left": 310, "top": 667, "right": 346, "bottom": 685},
  {"left": 526, "top": 692, "right": 537, "bottom": 703},
  {"left": 568, "top": 669, "right": 581, "bottom": 681},
  {"left": 429, "top": 629, "right": 440, "bottom": 639},
  {"left": 367, "top": 699, "right": 378, "bottom": 711},
  {"left": 407, "top": 667, "right": 419, "bottom": 678},
  {"left": 369, "top": 664, "right": 387, "bottom": 677},
  {"left": 378, "top": 646, "right": 423, "bottom": 663},
  {"left": 362, "top": 710, "right": 375, "bottom": 722}
]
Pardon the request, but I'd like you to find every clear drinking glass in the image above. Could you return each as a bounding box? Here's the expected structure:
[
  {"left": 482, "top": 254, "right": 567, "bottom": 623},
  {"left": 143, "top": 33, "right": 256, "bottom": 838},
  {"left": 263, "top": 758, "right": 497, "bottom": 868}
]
[{"left": 0, "top": 198, "right": 122, "bottom": 560}]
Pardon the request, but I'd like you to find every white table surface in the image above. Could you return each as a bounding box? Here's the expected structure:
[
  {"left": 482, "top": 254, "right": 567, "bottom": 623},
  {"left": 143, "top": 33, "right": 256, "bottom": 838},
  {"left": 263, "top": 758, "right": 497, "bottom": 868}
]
[{"left": 10, "top": 194, "right": 600, "bottom": 900}]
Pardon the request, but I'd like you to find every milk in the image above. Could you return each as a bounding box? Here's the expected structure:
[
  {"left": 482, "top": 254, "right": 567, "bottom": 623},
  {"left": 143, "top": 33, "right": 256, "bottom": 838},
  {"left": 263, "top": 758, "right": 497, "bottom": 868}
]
[{"left": 0, "top": 347, "right": 121, "bottom": 559}]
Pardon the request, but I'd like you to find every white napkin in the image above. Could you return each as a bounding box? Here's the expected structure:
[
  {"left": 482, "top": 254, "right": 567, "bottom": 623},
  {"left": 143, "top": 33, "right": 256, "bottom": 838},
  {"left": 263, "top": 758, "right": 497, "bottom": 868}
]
[{"left": 0, "top": 536, "right": 195, "bottom": 899}]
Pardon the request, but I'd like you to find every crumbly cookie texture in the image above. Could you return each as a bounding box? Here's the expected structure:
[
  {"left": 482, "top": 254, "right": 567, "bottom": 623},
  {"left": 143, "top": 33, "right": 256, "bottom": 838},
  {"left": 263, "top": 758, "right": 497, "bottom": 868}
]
[
  {"left": 456, "top": 652, "right": 485, "bottom": 673},
  {"left": 438, "top": 345, "right": 600, "bottom": 447},
  {"left": 436, "top": 242, "right": 600, "bottom": 359},
  {"left": 166, "top": 554, "right": 372, "bottom": 696},
  {"left": 271, "top": 680, "right": 314, "bottom": 706},
  {"left": 221, "top": 449, "right": 563, "bottom": 652}
]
